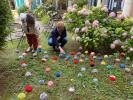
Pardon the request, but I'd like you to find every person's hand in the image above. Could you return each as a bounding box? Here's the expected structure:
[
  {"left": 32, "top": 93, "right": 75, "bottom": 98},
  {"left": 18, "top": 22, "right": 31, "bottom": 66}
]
[
  {"left": 59, "top": 47, "right": 65, "bottom": 54},
  {"left": 57, "top": 36, "right": 61, "bottom": 40}
]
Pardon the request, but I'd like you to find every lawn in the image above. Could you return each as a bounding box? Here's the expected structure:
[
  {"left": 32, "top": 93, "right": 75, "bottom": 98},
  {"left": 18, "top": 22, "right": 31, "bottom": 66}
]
[{"left": 1, "top": 32, "right": 133, "bottom": 100}]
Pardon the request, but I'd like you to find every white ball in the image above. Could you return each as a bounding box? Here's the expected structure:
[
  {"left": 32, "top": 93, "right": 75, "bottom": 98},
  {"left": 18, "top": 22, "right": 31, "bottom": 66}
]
[
  {"left": 25, "top": 72, "right": 32, "bottom": 77},
  {"left": 68, "top": 86, "right": 75, "bottom": 93},
  {"left": 122, "top": 32, "right": 127, "bottom": 37},
  {"left": 85, "top": 20, "right": 90, "bottom": 26},
  {"left": 129, "top": 48, "right": 133, "bottom": 52},
  {"left": 75, "top": 36, "right": 81, "bottom": 42},
  {"left": 40, "top": 92, "right": 47, "bottom": 100},
  {"left": 110, "top": 44, "right": 116, "bottom": 49},
  {"left": 21, "top": 64, "right": 27, "bottom": 68}
]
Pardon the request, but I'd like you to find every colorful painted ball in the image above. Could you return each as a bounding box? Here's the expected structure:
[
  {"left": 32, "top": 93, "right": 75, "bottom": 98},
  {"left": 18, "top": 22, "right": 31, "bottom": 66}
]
[
  {"left": 22, "top": 52, "right": 27, "bottom": 56},
  {"left": 25, "top": 85, "right": 32, "bottom": 92},
  {"left": 115, "top": 58, "right": 120, "bottom": 63},
  {"left": 68, "top": 86, "right": 75, "bottom": 93},
  {"left": 130, "top": 81, "right": 133, "bottom": 86},
  {"left": 21, "top": 63, "right": 27, "bottom": 68},
  {"left": 110, "top": 43, "right": 115, "bottom": 49},
  {"left": 78, "top": 72, "right": 83, "bottom": 77},
  {"left": 74, "top": 55, "right": 78, "bottom": 60},
  {"left": 38, "top": 48, "right": 42, "bottom": 53},
  {"left": 104, "top": 55, "right": 108, "bottom": 58},
  {"left": 48, "top": 81, "right": 54, "bottom": 88},
  {"left": 90, "top": 52, "right": 95, "bottom": 56},
  {"left": 79, "top": 59, "right": 84, "bottom": 63},
  {"left": 120, "top": 52, "right": 126, "bottom": 58},
  {"left": 55, "top": 72, "right": 61, "bottom": 77},
  {"left": 93, "top": 78, "right": 98, "bottom": 84},
  {"left": 44, "top": 51, "right": 48, "bottom": 54},
  {"left": 40, "top": 92, "right": 47, "bottom": 100},
  {"left": 44, "top": 55, "right": 49, "bottom": 59},
  {"left": 53, "top": 56, "right": 58, "bottom": 60},
  {"left": 39, "top": 80, "right": 45, "bottom": 85},
  {"left": 126, "top": 57, "right": 130, "bottom": 61},
  {"left": 66, "top": 55, "right": 70, "bottom": 59},
  {"left": 81, "top": 67, "right": 86, "bottom": 71},
  {"left": 106, "top": 65, "right": 112, "bottom": 70},
  {"left": 18, "top": 93, "right": 26, "bottom": 100},
  {"left": 125, "top": 68, "right": 131, "bottom": 73},
  {"left": 91, "top": 69, "right": 98, "bottom": 73},
  {"left": 25, "top": 72, "right": 32, "bottom": 77},
  {"left": 42, "top": 58, "right": 47, "bottom": 63},
  {"left": 119, "top": 64, "right": 125, "bottom": 69},
  {"left": 45, "top": 67, "right": 51, "bottom": 73},
  {"left": 85, "top": 50, "right": 89, "bottom": 54},
  {"left": 18, "top": 55, "right": 23, "bottom": 59},
  {"left": 71, "top": 51, "right": 75, "bottom": 56},
  {"left": 81, "top": 54, "right": 85, "bottom": 58},
  {"left": 109, "top": 75, "right": 116, "bottom": 81},
  {"left": 74, "top": 59, "right": 79, "bottom": 64}
]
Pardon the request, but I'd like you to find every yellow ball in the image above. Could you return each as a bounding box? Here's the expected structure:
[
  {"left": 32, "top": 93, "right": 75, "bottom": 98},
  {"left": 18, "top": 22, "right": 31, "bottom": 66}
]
[
  {"left": 70, "top": 79, "right": 74, "bottom": 82},
  {"left": 85, "top": 51, "right": 88, "bottom": 54},
  {"left": 18, "top": 93, "right": 26, "bottom": 100},
  {"left": 101, "top": 61, "right": 106, "bottom": 65}
]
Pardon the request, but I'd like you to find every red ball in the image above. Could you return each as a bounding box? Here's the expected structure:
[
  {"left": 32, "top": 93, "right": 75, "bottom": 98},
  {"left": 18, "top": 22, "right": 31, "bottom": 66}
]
[
  {"left": 71, "top": 51, "right": 75, "bottom": 56},
  {"left": 74, "top": 59, "right": 79, "bottom": 64},
  {"left": 20, "top": 61, "right": 26, "bottom": 65},
  {"left": 53, "top": 56, "right": 58, "bottom": 60},
  {"left": 120, "top": 52, "right": 125, "bottom": 58},
  {"left": 25, "top": 85, "right": 32, "bottom": 92},
  {"left": 42, "top": 58, "right": 47, "bottom": 63},
  {"left": 109, "top": 75, "right": 116, "bottom": 81}
]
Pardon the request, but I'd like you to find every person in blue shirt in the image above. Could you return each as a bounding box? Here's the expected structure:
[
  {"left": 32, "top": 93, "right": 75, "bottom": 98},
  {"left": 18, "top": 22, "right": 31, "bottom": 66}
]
[{"left": 48, "top": 21, "right": 67, "bottom": 54}]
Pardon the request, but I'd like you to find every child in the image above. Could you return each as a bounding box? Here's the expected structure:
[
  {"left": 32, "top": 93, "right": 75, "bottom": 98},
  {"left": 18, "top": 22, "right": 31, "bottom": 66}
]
[
  {"left": 48, "top": 21, "right": 67, "bottom": 54},
  {"left": 21, "top": 13, "right": 40, "bottom": 56}
]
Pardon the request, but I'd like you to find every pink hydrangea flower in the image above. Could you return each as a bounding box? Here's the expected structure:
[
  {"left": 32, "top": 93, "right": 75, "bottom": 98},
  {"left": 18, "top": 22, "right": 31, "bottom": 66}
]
[
  {"left": 109, "top": 12, "right": 116, "bottom": 17},
  {"left": 78, "top": 8, "right": 89, "bottom": 16},
  {"left": 75, "top": 28, "right": 80, "bottom": 33},
  {"left": 81, "top": 27, "right": 88, "bottom": 32},
  {"left": 92, "top": 20, "right": 99, "bottom": 27},
  {"left": 118, "top": 14, "right": 125, "bottom": 20},
  {"left": 101, "top": 6, "right": 108, "bottom": 12},
  {"left": 67, "top": 6, "right": 77, "bottom": 13},
  {"left": 73, "top": 4, "right": 77, "bottom": 8}
]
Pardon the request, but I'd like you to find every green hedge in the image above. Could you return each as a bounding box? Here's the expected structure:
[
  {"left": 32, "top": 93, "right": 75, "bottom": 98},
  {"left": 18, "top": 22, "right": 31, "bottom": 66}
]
[{"left": 0, "top": 0, "right": 13, "bottom": 49}]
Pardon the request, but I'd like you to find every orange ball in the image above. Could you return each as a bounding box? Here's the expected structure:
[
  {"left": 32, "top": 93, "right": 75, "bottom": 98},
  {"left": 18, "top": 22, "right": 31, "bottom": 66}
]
[{"left": 45, "top": 67, "right": 51, "bottom": 73}]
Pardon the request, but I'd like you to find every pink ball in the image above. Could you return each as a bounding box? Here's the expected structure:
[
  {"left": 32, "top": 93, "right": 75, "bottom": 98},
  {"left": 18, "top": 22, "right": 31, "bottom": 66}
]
[{"left": 48, "top": 81, "right": 54, "bottom": 88}]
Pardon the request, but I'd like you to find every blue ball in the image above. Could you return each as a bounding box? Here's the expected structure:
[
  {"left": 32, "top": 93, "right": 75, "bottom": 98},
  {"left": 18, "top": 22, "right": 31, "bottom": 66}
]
[
  {"left": 38, "top": 48, "right": 42, "bottom": 53},
  {"left": 66, "top": 55, "right": 70, "bottom": 60},
  {"left": 119, "top": 64, "right": 125, "bottom": 69},
  {"left": 55, "top": 72, "right": 61, "bottom": 77}
]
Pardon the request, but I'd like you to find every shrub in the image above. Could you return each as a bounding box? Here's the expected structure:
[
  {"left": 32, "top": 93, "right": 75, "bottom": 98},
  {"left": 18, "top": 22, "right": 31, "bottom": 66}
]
[
  {"left": 0, "top": 0, "right": 13, "bottom": 49},
  {"left": 64, "top": 5, "right": 133, "bottom": 57}
]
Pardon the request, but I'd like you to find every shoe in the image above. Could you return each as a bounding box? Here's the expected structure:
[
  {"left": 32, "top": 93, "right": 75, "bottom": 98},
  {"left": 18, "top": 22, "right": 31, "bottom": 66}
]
[
  {"left": 33, "top": 51, "right": 37, "bottom": 57},
  {"left": 26, "top": 47, "right": 32, "bottom": 52},
  {"left": 32, "top": 50, "right": 36, "bottom": 53}
]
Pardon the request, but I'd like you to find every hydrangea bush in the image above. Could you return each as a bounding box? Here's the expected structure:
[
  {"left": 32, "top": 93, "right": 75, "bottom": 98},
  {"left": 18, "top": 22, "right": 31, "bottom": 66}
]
[{"left": 64, "top": 5, "right": 133, "bottom": 57}]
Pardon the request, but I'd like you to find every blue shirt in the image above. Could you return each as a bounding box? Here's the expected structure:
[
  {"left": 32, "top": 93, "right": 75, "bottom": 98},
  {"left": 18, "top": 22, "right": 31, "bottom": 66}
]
[{"left": 51, "top": 28, "right": 67, "bottom": 47}]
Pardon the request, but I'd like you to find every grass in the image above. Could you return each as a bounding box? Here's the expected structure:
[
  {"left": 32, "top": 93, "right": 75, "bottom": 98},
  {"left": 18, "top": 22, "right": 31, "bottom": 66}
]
[{"left": 1, "top": 32, "right": 133, "bottom": 100}]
